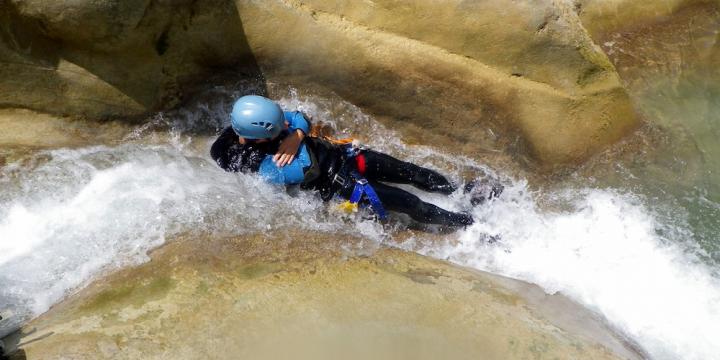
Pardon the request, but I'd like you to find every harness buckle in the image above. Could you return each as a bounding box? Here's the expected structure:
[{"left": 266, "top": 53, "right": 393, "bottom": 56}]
[
  {"left": 332, "top": 173, "right": 346, "bottom": 187},
  {"left": 356, "top": 178, "right": 368, "bottom": 185}
]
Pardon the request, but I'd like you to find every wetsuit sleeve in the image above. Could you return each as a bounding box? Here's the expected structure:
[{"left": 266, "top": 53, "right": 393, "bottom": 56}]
[
  {"left": 210, "top": 126, "right": 265, "bottom": 173},
  {"left": 283, "top": 111, "right": 310, "bottom": 135},
  {"left": 258, "top": 142, "right": 313, "bottom": 185},
  {"left": 210, "top": 127, "right": 237, "bottom": 170}
]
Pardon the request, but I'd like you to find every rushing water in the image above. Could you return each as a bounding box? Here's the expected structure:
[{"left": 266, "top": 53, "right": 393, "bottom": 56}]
[{"left": 1, "top": 74, "right": 720, "bottom": 360}]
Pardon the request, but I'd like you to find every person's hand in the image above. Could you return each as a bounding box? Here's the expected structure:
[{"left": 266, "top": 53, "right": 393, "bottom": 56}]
[{"left": 273, "top": 130, "right": 305, "bottom": 167}]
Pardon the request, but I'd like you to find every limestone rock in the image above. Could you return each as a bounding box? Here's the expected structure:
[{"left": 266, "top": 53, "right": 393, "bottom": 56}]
[
  {"left": 578, "top": 0, "right": 720, "bottom": 85},
  {"left": 0, "top": 108, "right": 129, "bottom": 149},
  {"left": 0, "top": 0, "right": 256, "bottom": 119},
  {"left": 576, "top": 0, "right": 720, "bottom": 185},
  {"left": 577, "top": 0, "right": 718, "bottom": 40},
  {"left": 234, "top": 0, "right": 640, "bottom": 166},
  {"left": 1, "top": 0, "right": 641, "bottom": 166},
  {"left": 5, "top": 234, "right": 643, "bottom": 359}
]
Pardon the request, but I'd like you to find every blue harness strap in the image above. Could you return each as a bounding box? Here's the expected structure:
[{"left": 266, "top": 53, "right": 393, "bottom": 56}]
[{"left": 348, "top": 171, "right": 387, "bottom": 220}]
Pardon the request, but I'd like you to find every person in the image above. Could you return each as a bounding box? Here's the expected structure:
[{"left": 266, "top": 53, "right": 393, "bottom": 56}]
[{"left": 211, "top": 95, "right": 499, "bottom": 228}]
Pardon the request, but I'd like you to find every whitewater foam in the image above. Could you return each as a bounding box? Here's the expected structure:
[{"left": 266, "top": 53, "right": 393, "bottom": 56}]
[
  {"left": 2, "top": 86, "right": 720, "bottom": 360},
  {"left": 415, "top": 182, "right": 720, "bottom": 360},
  {"left": 277, "top": 87, "right": 720, "bottom": 359}
]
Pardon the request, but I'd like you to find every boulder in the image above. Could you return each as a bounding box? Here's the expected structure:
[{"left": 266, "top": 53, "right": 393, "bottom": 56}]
[
  {"left": 234, "top": 0, "right": 640, "bottom": 166},
  {"left": 3, "top": 234, "right": 643, "bottom": 359},
  {"left": 0, "top": 0, "right": 641, "bottom": 166},
  {"left": 0, "top": 0, "right": 258, "bottom": 119}
]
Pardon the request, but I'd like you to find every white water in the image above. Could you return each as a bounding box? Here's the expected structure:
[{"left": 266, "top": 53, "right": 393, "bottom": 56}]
[
  {"left": 1, "top": 88, "right": 720, "bottom": 359},
  {"left": 0, "top": 140, "right": 384, "bottom": 338},
  {"left": 417, "top": 183, "right": 720, "bottom": 360}
]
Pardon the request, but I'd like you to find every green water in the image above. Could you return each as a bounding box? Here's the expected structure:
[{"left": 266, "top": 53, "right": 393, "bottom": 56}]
[
  {"left": 579, "top": 63, "right": 720, "bottom": 266},
  {"left": 570, "top": 2, "right": 720, "bottom": 265},
  {"left": 639, "top": 66, "right": 720, "bottom": 253}
]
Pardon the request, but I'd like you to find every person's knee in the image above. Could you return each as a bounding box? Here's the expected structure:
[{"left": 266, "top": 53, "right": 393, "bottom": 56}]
[
  {"left": 393, "top": 192, "right": 422, "bottom": 210},
  {"left": 380, "top": 190, "right": 421, "bottom": 213},
  {"left": 412, "top": 170, "right": 456, "bottom": 194}
]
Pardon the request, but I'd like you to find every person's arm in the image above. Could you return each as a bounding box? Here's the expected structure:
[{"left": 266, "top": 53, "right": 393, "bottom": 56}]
[
  {"left": 210, "top": 127, "right": 236, "bottom": 168},
  {"left": 273, "top": 111, "right": 310, "bottom": 167},
  {"left": 259, "top": 143, "right": 313, "bottom": 185},
  {"left": 210, "top": 126, "right": 276, "bottom": 174},
  {"left": 285, "top": 111, "right": 310, "bottom": 134}
]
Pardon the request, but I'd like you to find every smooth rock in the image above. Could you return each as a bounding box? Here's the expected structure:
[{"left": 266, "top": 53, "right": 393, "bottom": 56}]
[
  {"left": 0, "top": 0, "right": 641, "bottom": 166},
  {"left": 0, "top": 108, "right": 132, "bottom": 166},
  {"left": 578, "top": 0, "right": 718, "bottom": 40},
  {"left": 5, "top": 234, "right": 644, "bottom": 359},
  {"left": 579, "top": 0, "right": 720, "bottom": 87},
  {"left": 235, "top": 0, "right": 640, "bottom": 166},
  {"left": 576, "top": 0, "right": 720, "bottom": 189},
  {"left": 0, "top": 0, "right": 257, "bottom": 119},
  {"left": 0, "top": 108, "right": 129, "bottom": 148}
]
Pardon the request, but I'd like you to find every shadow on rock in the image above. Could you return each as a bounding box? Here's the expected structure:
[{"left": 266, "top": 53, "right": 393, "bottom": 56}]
[{"left": 0, "top": 0, "right": 266, "bottom": 120}]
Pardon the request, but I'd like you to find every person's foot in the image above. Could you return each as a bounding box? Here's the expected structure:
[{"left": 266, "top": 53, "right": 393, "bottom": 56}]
[
  {"left": 464, "top": 178, "right": 504, "bottom": 206},
  {"left": 456, "top": 212, "right": 475, "bottom": 226}
]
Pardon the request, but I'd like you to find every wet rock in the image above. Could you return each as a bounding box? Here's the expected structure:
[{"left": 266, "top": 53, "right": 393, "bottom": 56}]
[
  {"left": 1, "top": 0, "right": 640, "bottom": 166},
  {"left": 579, "top": 1, "right": 720, "bottom": 87},
  {"left": 577, "top": 0, "right": 717, "bottom": 40},
  {"left": 0, "top": 0, "right": 257, "bottom": 119},
  {"left": 0, "top": 109, "right": 131, "bottom": 165},
  {"left": 235, "top": 0, "right": 639, "bottom": 166},
  {"left": 7, "top": 234, "right": 643, "bottom": 359},
  {"left": 576, "top": 1, "right": 720, "bottom": 189}
]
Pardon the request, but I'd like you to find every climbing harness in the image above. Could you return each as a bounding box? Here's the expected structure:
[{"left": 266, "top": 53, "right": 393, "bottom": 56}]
[
  {"left": 330, "top": 142, "right": 388, "bottom": 220},
  {"left": 334, "top": 170, "right": 388, "bottom": 220},
  {"left": 307, "top": 121, "right": 387, "bottom": 220},
  {"left": 348, "top": 171, "right": 387, "bottom": 220}
]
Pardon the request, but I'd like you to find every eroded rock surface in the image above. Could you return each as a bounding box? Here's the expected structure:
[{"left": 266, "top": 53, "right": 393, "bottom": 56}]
[
  {"left": 576, "top": 0, "right": 720, "bottom": 190},
  {"left": 579, "top": 0, "right": 720, "bottom": 88},
  {"left": 235, "top": 0, "right": 639, "bottom": 166},
  {"left": 5, "top": 234, "right": 642, "bottom": 359},
  {"left": 0, "top": 0, "right": 257, "bottom": 119},
  {"left": 578, "top": 0, "right": 719, "bottom": 41},
  {"left": 1, "top": 0, "right": 641, "bottom": 166}
]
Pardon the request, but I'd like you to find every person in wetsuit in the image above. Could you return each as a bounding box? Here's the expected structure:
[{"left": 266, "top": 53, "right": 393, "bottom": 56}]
[{"left": 210, "top": 95, "right": 475, "bottom": 227}]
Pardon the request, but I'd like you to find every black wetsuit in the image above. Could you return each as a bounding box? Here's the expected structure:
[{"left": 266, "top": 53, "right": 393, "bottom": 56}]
[{"left": 210, "top": 126, "right": 473, "bottom": 227}]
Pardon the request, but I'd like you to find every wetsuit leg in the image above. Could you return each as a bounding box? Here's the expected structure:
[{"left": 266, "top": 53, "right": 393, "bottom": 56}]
[
  {"left": 360, "top": 150, "right": 457, "bottom": 194},
  {"left": 338, "top": 181, "right": 473, "bottom": 227}
]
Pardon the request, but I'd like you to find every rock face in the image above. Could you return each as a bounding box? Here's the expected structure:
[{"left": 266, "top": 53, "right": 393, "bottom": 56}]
[
  {"left": 577, "top": 0, "right": 718, "bottom": 40},
  {"left": 577, "top": 0, "right": 720, "bottom": 187},
  {"left": 0, "top": 0, "right": 257, "bottom": 119},
  {"left": 234, "top": 0, "right": 639, "bottom": 166},
  {"left": 0, "top": 108, "right": 133, "bottom": 167},
  {"left": 578, "top": 0, "right": 720, "bottom": 87},
  {"left": 3, "top": 234, "right": 642, "bottom": 360},
  {"left": 0, "top": 0, "right": 640, "bottom": 166}
]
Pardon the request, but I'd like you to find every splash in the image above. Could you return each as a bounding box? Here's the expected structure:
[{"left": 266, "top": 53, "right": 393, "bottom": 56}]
[
  {"left": 0, "top": 142, "right": 384, "bottom": 338},
  {"left": 413, "top": 183, "right": 720, "bottom": 360},
  {"left": 1, "top": 85, "right": 719, "bottom": 360}
]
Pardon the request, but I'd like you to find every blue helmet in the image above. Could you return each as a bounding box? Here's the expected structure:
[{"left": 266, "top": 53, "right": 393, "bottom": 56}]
[{"left": 230, "top": 95, "right": 285, "bottom": 139}]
